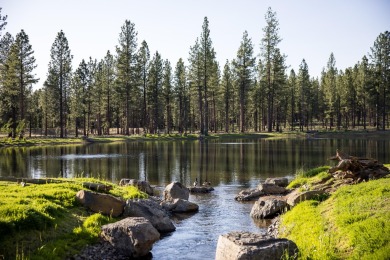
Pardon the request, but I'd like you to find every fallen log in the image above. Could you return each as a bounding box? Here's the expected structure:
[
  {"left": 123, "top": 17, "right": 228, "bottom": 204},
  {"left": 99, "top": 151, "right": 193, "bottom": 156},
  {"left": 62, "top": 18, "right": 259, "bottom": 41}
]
[{"left": 328, "top": 151, "right": 389, "bottom": 182}]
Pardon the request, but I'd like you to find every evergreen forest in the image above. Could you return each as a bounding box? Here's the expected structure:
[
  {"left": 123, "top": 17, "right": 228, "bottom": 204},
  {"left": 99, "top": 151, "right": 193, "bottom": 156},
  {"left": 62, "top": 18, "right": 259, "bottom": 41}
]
[{"left": 0, "top": 7, "right": 389, "bottom": 138}]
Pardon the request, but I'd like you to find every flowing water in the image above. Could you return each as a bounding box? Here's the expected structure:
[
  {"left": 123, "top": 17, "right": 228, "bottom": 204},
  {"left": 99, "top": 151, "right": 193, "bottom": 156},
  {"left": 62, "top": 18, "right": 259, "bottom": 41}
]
[{"left": 0, "top": 137, "right": 389, "bottom": 259}]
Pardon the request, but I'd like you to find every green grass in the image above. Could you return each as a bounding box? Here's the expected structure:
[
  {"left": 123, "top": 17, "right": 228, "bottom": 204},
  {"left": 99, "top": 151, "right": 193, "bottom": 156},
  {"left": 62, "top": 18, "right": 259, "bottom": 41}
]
[
  {"left": 280, "top": 177, "right": 390, "bottom": 259},
  {"left": 0, "top": 178, "right": 147, "bottom": 259},
  {"left": 287, "top": 166, "right": 331, "bottom": 189}
]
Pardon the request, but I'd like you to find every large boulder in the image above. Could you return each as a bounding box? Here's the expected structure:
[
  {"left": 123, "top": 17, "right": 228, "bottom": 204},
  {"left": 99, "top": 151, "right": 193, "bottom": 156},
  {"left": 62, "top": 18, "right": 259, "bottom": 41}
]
[
  {"left": 250, "top": 197, "right": 287, "bottom": 219},
  {"left": 119, "top": 179, "right": 154, "bottom": 195},
  {"left": 215, "top": 231, "right": 298, "bottom": 260},
  {"left": 100, "top": 217, "right": 160, "bottom": 257},
  {"left": 163, "top": 182, "right": 189, "bottom": 201},
  {"left": 161, "top": 198, "right": 199, "bottom": 213},
  {"left": 264, "top": 177, "right": 289, "bottom": 187},
  {"left": 235, "top": 188, "right": 264, "bottom": 201},
  {"left": 257, "top": 183, "right": 287, "bottom": 194},
  {"left": 123, "top": 198, "right": 176, "bottom": 233},
  {"left": 76, "top": 190, "right": 125, "bottom": 217},
  {"left": 286, "top": 189, "right": 326, "bottom": 207}
]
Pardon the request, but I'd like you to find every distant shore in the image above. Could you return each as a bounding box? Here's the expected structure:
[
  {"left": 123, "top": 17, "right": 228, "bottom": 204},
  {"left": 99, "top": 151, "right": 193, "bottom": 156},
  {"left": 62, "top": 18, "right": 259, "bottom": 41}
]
[{"left": 0, "top": 130, "right": 389, "bottom": 147}]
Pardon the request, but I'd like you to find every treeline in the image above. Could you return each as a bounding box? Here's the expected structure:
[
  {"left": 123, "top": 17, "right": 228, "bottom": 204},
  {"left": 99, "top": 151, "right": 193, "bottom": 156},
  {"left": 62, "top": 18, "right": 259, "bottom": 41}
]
[{"left": 0, "top": 7, "right": 389, "bottom": 138}]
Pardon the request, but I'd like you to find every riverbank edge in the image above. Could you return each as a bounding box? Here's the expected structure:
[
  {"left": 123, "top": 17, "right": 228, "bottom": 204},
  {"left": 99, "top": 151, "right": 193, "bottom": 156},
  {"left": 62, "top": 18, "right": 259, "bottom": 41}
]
[
  {"left": 274, "top": 165, "right": 390, "bottom": 259},
  {"left": 1, "top": 130, "right": 389, "bottom": 147}
]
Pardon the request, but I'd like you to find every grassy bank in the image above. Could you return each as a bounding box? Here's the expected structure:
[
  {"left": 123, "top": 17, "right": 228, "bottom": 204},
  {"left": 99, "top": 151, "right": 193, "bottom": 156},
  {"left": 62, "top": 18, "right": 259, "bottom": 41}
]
[
  {"left": 279, "top": 166, "right": 390, "bottom": 259},
  {"left": 0, "top": 178, "right": 147, "bottom": 259}
]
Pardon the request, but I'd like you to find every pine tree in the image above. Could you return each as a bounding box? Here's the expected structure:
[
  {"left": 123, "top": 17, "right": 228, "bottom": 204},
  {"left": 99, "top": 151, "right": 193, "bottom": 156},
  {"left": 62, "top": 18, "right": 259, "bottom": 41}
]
[
  {"left": 233, "top": 31, "right": 256, "bottom": 133},
  {"left": 137, "top": 40, "right": 150, "bottom": 132},
  {"left": 297, "top": 59, "right": 310, "bottom": 131},
  {"left": 0, "top": 30, "right": 38, "bottom": 138},
  {"left": 322, "top": 53, "right": 338, "bottom": 130},
  {"left": 163, "top": 59, "right": 173, "bottom": 133},
  {"left": 147, "top": 52, "right": 163, "bottom": 134},
  {"left": 116, "top": 20, "right": 138, "bottom": 135},
  {"left": 260, "top": 7, "right": 282, "bottom": 132},
  {"left": 287, "top": 69, "right": 297, "bottom": 130},
  {"left": 46, "top": 30, "right": 72, "bottom": 138},
  {"left": 102, "top": 50, "right": 115, "bottom": 135},
  {"left": 173, "top": 58, "right": 188, "bottom": 134},
  {"left": 221, "top": 60, "right": 233, "bottom": 132},
  {"left": 0, "top": 8, "right": 7, "bottom": 38},
  {"left": 369, "top": 31, "right": 390, "bottom": 130}
]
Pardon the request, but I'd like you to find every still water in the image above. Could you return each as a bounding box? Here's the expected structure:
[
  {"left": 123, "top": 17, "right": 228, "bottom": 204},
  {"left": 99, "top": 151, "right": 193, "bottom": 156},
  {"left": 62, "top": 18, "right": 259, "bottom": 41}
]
[{"left": 0, "top": 137, "right": 389, "bottom": 259}]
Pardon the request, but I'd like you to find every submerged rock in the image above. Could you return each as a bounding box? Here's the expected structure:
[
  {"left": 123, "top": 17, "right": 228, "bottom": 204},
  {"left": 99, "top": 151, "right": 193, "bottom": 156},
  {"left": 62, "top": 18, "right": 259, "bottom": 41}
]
[
  {"left": 235, "top": 188, "right": 264, "bottom": 201},
  {"left": 188, "top": 186, "right": 214, "bottom": 193},
  {"left": 215, "top": 231, "right": 298, "bottom": 260},
  {"left": 161, "top": 198, "right": 199, "bottom": 213}
]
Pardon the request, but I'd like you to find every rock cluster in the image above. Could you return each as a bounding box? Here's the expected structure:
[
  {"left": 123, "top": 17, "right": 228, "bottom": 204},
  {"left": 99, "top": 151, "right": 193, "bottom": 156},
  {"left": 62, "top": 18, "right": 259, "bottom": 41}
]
[{"left": 75, "top": 180, "right": 200, "bottom": 259}]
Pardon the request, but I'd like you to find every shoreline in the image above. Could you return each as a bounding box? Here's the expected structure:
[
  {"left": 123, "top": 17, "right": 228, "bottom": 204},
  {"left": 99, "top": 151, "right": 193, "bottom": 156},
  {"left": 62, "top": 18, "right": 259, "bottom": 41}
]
[{"left": 1, "top": 130, "right": 389, "bottom": 147}]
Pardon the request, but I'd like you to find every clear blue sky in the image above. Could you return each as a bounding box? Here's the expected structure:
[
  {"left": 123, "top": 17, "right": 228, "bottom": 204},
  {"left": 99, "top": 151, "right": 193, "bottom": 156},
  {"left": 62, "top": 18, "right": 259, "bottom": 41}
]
[{"left": 2, "top": 0, "right": 389, "bottom": 88}]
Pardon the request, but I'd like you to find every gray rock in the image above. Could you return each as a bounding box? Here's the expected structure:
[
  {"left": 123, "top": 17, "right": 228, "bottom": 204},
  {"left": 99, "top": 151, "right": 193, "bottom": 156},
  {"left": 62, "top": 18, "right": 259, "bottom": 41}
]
[
  {"left": 257, "top": 183, "right": 287, "bottom": 194},
  {"left": 123, "top": 198, "right": 176, "bottom": 233},
  {"left": 161, "top": 198, "right": 199, "bottom": 213},
  {"left": 264, "top": 177, "right": 289, "bottom": 187},
  {"left": 215, "top": 231, "right": 298, "bottom": 260},
  {"left": 250, "top": 197, "right": 287, "bottom": 219},
  {"left": 100, "top": 217, "right": 160, "bottom": 257},
  {"left": 119, "top": 178, "right": 154, "bottom": 195},
  {"left": 163, "top": 181, "right": 189, "bottom": 201},
  {"left": 235, "top": 188, "right": 264, "bottom": 201},
  {"left": 286, "top": 189, "right": 325, "bottom": 207},
  {"left": 76, "top": 190, "right": 125, "bottom": 217}
]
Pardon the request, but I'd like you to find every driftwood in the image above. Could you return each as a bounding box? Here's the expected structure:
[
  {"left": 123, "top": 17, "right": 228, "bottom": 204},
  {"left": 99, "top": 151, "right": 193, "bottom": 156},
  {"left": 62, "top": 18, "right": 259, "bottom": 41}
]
[{"left": 329, "top": 150, "right": 389, "bottom": 181}]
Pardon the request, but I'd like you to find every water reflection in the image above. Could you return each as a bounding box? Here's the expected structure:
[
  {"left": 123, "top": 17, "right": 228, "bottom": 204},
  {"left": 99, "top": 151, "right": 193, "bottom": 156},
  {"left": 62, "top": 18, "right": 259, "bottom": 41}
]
[{"left": 0, "top": 138, "right": 389, "bottom": 185}]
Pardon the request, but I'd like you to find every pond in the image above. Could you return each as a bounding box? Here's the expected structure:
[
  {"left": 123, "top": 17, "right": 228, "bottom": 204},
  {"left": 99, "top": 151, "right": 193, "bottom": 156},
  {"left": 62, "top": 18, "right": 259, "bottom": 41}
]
[{"left": 1, "top": 137, "right": 389, "bottom": 259}]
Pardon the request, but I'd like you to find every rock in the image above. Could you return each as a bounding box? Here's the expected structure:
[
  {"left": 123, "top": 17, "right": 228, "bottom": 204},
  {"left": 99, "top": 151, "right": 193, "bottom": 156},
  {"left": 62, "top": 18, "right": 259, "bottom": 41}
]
[
  {"left": 286, "top": 189, "right": 325, "bottom": 207},
  {"left": 163, "top": 181, "right": 189, "bottom": 201},
  {"left": 100, "top": 217, "right": 160, "bottom": 257},
  {"left": 188, "top": 186, "right": 214, "bottom": 193},
  {"left": 123, "top": 198, "right": 176, "bottom": 233},
  {"left": 161, "top": 198, "right": 199, "bottom": 213},
  {"left": 250, "top": 197, "right": 287, "bottom": 219},
  {"left": 264, "top": 177, "right": 289, "bottom": 187},
  {"left": 76, "top": 190, "right": 125, "bottom": 217},
  {"left": 235, "top": 188, "right": 264, "bottom": 201},
  {"left": 257, "top": 183, "right": 287, "bottom": 194},
  {"left": 215, "top": 231, "right": 298, "bottom": 260},
  {"left": 119, "top": 178, "right": 154, "bottom": 195},
  {"left": 267, "top": 216, "right": 281, "bottom": 238}
]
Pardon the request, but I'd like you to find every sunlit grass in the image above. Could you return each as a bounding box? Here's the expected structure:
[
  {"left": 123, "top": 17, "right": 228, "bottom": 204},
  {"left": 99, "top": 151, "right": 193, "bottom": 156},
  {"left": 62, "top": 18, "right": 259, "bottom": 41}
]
[
  {"left": 0, "top": 178, "right": 147, "bottom": 259},
  {"left": 280, "top": 178, "right": 390, "bottom": 259},
  {"left": 287, "top": 166, "right": 331, "bottom": 189}
]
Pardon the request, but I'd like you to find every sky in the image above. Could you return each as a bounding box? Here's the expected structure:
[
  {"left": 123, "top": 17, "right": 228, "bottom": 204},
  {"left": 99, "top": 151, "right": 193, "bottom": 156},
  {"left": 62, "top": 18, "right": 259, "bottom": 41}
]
[{"left": 1, "top": 0, "right": 389, "bottom": 89}]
